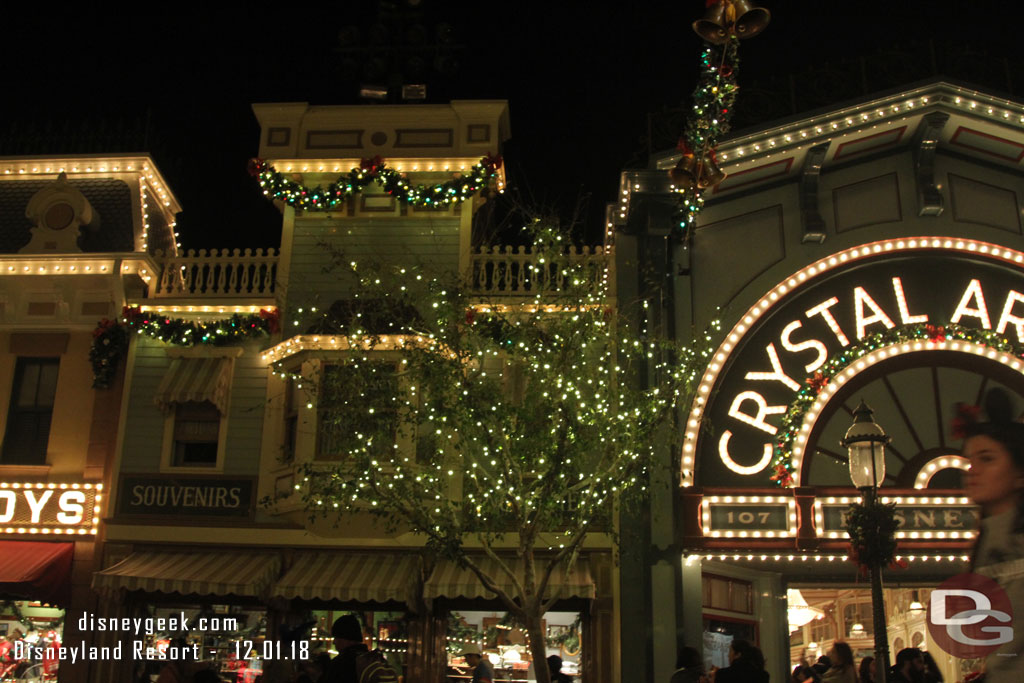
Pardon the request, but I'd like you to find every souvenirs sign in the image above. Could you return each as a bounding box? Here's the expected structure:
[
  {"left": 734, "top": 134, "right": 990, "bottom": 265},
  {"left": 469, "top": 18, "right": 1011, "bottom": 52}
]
[
  {"left": 118, "top": 475, "right": 254, "bottom": 519},
  {"left": 0, "top": 482, "right": 101, "bottom": 534},
  {"left": 686, "top": 241, "right": 1024, "bottom": 487}
]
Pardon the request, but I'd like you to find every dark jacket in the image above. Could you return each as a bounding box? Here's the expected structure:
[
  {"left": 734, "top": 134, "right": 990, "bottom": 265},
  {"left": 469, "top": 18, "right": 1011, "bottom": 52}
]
[
  {"left": 323, "top": 643, "right": 369, "bottom": 683},
  {"left": 714, "top": 661, "right": 769, "bottom": 683}
]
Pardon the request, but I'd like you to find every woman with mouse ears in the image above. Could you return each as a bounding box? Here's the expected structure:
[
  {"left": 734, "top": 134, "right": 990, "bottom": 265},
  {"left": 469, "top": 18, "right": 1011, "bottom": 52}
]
[{"left": 956, "top": 388, "right": 1024, "bottom": 683}]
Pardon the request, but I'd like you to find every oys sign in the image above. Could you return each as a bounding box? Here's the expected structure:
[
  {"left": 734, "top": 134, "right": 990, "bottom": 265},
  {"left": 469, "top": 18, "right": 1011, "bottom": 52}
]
[{"left": 684, "top": 239, "right": 1024, "bottom": 487}]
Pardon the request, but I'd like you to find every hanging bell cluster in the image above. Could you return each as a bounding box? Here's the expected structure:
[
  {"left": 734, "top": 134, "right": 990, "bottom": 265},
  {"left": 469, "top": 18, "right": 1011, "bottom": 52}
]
[
  {"left": 669, "top": 152, "right": 727, "bottom": 191},
  {"left": 693, "top": 0, "right": 771, "bottom": 44}
]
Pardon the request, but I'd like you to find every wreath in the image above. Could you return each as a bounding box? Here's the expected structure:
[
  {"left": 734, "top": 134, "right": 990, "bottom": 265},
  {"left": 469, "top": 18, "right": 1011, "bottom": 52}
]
[
  {"left": 90, "top": 318, "right": 129, "bottom": 389},
  {"left": 770, "top": 322, "right": 1024, "bottom": 486},
  {"left": 845, "top": 498, "right": 905, "bottom": 575}
]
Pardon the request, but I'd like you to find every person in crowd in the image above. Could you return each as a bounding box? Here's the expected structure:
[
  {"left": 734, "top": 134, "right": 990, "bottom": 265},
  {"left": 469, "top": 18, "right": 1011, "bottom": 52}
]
[
  {"left": 812, "top": 656, "right": 832, "bottom": 678},
  {"left": 711, "top": 639, "right": 768, "bottom": 683},
  {"left": 547, "top": 654, "right": 572, "bottom": 683},
  {"left": 459, "top": 643, "right": 494, "bottom": 683},
  {"left": 670, "top": 646, "right": 707, "bottom": 683},
  {"left": 858, "top": 656, "right": 875, "bottom": 683},
  {"left": 958, "top": 388, "right": 1024, "bottom": 683},
  {"left": 821, "top": 642, "right": 857, "bottom": 683},
  {"left": 322, "top": 614, "right": 369, "bottom": 683},
  {"left": 793, "top": 663, "right": 822, "bottom": 682},
  {"left": 919, "top": 651, "right": 942, "bottom": 683},
  {"left": 890, "top": 648, "right": 925, "bottom": 683}
]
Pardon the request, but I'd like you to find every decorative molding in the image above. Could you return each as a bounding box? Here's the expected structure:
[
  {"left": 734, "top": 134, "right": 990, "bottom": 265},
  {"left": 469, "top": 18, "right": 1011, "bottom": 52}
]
[
  {"left": 305, "top": 130, "right": 364, "bottom": 150},
  {"left": 800, "top": 143, "right": 830, "bottom": 244},
  {"left": 394, "top": 128, "right": 454, "bottom": 148},
  {"left": 833, "top": 126, "right": 906, "bottom": 160},
  {"left": 914, "top": 112, "right": 948, "bottom": 217}
]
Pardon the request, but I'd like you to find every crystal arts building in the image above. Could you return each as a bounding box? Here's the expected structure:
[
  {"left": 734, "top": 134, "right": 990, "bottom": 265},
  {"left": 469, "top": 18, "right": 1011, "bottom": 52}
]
[{"left": 613, "top": 80, "right": 1024, "bottom": 683}]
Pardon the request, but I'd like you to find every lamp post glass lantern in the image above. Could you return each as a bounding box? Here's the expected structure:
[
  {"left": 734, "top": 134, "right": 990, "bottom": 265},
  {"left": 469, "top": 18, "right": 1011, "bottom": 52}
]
[{"left": 841, "top": 400, "right": 893, "bottom": 683}]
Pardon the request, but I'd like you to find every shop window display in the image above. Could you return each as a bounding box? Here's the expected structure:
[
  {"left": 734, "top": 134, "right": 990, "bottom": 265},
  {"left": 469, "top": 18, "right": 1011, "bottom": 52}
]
[
  {"left": 0, "top": 600, "right": 63, "bottom": 681},
  {"left": 132, "top": 604, "right": 267, "bottom": 682},
  {"left": 308, "top": 610, "right": 408, "bottom": 675},
  {"left": 446, "top": 611, "right": 582, "bottom": 682}
]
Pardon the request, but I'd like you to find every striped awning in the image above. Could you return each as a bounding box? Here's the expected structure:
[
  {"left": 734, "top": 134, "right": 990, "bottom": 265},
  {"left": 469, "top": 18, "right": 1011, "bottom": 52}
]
[
  {"left": 425, "top": 557, "right": 595, "bottom": 600},
  {"left": 92, "top": 552, "right": 280, "bottom": 597},
  {"left": 154, "top": 357, "right": 233, "bottom": 415},
  {"left": 0, "top": 541, "right": 73, "bottom": 604},
  {"left": 271, "top": 553, "right": 420, "bottom": 605}
]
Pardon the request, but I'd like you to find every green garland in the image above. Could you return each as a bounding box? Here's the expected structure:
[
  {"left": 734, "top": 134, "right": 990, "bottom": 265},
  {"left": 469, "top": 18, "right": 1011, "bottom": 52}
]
[
  {"left": 674, "top": 38, "right": 740, "bottom": 240},
  {"left": 249, "top": 154, "right": 503, "bottom": 211},
  {"left": 846, "top": 497, "right": 902, "bottom": 574},
  {"left": 89, "top": 307, "right": 280, "bottom": 388},
  {"left": 769, "top": 322, "right": 1022, "bottom": 487},
  {"left": 90, "top": 319, "right": 129, "bottom": 389}
]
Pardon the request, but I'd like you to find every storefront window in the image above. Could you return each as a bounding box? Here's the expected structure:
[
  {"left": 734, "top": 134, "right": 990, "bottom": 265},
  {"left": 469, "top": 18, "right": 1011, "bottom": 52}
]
[
  {"left": 446, "top": 611, "right": 582, "bottom": 682},
  {"left": 0, "top": 600, "right": 64, "bottom": 680},
  {"left": 133, "top": 603, "right": 267, "bottom": 682},
  {"left": 309, "top": 609, "right": 408, "bottom": 675}
]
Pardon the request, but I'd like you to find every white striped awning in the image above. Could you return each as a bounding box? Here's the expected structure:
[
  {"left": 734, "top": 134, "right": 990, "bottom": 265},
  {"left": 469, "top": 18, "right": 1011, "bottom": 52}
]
[
  {"left": 154, "top": 357, "right": 233, "bottom": 415},
  {"left": 271, "top": 553, "right": 420, "bottom": 605},
  {"left": 92, "top": 552, "right": 280, "bottom": 597},
  {"left": 425, "top": 557, "right": 595, "bottom": 600}
]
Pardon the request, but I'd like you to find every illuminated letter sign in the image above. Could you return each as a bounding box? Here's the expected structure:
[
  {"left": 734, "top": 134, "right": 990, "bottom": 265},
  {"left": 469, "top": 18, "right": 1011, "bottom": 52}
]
[
  {"left": 0, "top": 482, "right": 101, "bottom": 534},
  {"left": 697, "top": 250, "right": 1024, "bottom": 486}
]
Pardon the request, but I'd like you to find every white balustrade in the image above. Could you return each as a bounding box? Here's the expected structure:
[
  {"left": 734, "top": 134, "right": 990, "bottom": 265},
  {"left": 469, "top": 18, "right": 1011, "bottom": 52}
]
[
  {"left": 469, "top": 245, "right": 613, "bottom": 296},
  {"left": 152, "top": 248, "right": 278, "bottom": 297}
]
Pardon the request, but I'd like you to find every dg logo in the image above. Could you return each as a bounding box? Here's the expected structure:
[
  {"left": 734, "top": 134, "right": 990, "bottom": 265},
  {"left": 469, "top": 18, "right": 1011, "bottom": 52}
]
[{"left": 928, "top": 573, "right": 1014, "bottom": 659}]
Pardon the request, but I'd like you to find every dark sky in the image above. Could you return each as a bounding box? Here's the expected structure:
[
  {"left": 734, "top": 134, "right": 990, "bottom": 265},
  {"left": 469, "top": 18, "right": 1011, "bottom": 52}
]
[{"left": 0, "top": 1, "right": 1018, "bottom": 249}]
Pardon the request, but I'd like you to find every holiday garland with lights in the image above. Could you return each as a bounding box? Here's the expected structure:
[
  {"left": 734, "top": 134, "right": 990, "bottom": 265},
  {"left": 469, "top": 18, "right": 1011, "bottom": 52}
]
[
  {"left": 672, "top": 38, "right": 740, "bottom": 239},
  {"left": 249, "top": 154, "right": 503, "bottom": 211},
  {"left": 769, "top": 322, "right": 1019, "bottom": 487},
  {"left": 272, "top": 223, "right": 717, "bottom": 683},
  {"left": 89, "top": 307, "right": 280, "bottom": 387}
]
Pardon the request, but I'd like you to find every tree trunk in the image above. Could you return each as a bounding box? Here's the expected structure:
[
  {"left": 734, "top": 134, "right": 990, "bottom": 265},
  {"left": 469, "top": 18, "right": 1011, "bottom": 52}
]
[{"left": 525, "top": 612, "right": 551, "bottom": 683}]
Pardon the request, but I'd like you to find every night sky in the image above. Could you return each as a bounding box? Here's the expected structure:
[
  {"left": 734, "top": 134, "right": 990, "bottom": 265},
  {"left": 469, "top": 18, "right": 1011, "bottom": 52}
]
[{"left": 0, "top": 1, "right": 1018, "bottom": 249}]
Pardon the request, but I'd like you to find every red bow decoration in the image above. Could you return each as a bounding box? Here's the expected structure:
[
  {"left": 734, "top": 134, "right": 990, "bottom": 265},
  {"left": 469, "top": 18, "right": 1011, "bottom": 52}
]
[
  {"left": 122, "top": 306, "right": 142, "bottom": 324},
  {"left": 925, "top": 323, "right": 946, "bottom": 342},
  {"left": 247, "top": 158, "right": 266, "bottom": 177},
  {"left": 259, "top": 308, "right": 281, "bottom": 334},
  {"left": 769, "top": 463, "right": 793, "bottom": 487},
  {"left": 808, "top": 371, "right": 829, "bottom": 394},
  {"left": 92, "top": 318, "right": 116, "bottom": 338},
  {"left": 676, "top": 139, "right": 693, "bottom": 154},
  {"left": 359, "top": 156, "right": 385, "bottom": 174},
  {"left": 464, "top": 308, "right": 476, "bottom": 325},
  {"left": 481, "top": 153, "right": 503, "bottom": 171},
  {"left": 846, "top": 547, "right": 870, "bottom": 578},
  {"left": 888, "top": 557, "right": 909, "bottom": 570},
  {"left": 951, "top": 403, "right": 982, "bottom": 439}
]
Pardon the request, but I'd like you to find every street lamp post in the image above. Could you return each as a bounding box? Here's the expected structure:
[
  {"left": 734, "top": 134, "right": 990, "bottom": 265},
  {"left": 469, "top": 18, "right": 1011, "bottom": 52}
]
[{"left": 842, "top": 400, "right": 892, "bottom": 683}]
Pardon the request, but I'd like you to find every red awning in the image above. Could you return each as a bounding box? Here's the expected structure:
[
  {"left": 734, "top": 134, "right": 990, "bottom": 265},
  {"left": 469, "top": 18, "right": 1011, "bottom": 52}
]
[{"left": 0, "top": 541, "right": 73, "bottom": 604}]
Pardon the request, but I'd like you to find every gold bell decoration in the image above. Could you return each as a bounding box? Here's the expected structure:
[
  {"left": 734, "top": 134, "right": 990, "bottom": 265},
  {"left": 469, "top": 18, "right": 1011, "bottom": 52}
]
[
  {"left": 669, "top": 152, "right": 699, "bottom": 192},
  {"left": 693, "top": 0, "right": 771, "bottom": 44},
  {"left": 697, "top": 154, "right": 727, "bottom": 189}
]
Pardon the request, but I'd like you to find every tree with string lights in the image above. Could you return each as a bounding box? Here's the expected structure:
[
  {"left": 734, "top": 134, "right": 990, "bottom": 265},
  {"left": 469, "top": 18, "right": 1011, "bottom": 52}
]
[{"left": 281, "top": 222, "right": 716, "bottom": 683}]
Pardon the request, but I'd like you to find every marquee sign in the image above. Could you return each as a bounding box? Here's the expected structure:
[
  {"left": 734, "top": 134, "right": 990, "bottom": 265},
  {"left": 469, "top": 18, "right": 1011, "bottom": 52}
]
[
  {"left": 701, "top": 495, "right": 797, "bottom": 537},
  {"left": 0, "top": 482, "right": 102, "bottom": 534},
  {"left": 683, "top": 238, "right": 1024, "bottom": 487},
  {"left": 814, "top": 495, "right": 978, "bottom": 540}
]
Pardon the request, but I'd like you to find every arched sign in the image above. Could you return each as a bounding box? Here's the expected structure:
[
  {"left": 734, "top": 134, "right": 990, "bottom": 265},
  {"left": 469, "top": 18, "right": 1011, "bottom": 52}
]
[{"left": 683, "top": 238, "right": 1024, "bottom": 488}]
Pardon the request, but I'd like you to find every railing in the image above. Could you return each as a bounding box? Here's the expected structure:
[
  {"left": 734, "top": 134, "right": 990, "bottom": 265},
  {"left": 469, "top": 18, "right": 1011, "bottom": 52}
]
[
  {"left": 152, "top": 248, "right": 277, "bottom": 298},
  {"left": 469, "top": 245, "right": 613, "bottom": 296}
]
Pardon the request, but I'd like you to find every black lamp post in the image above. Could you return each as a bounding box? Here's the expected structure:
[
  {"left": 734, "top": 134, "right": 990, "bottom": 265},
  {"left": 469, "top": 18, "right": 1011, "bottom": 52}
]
[{"left": 841, "top": 400, "right": 892, "bottom": 683}]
